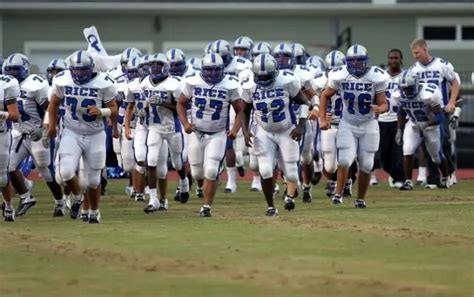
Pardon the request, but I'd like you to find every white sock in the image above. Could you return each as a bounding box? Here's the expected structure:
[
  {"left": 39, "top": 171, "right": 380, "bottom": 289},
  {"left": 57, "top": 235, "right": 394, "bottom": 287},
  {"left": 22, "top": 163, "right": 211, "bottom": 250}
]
[
  {"left": 149, "top": 188, "right": 158, "bottom": 202},
  {"left": 20, "top": 192, "right": 31, "bottom": 200},
  {"left": 226, "top": 167, "right": 237, "bottom": 185},
  {"left": 418, "top": 167, "right": 427, "bottom": 179},
  {"left": 236, "top": 151, "right": 244, "bottom": 167},
  {"left": 180, "top": 177, "right": 189, "bottom": 193}
]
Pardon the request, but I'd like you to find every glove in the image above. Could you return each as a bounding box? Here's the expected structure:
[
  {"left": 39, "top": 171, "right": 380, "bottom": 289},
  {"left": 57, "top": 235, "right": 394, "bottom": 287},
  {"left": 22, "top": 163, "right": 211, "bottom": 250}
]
[
  {"left": 30, "top": 127, "right": 44, "bottom": 141},
  {"left": 395, "top": 128, "right": 403, "bottom": 146},
  {"left": 148, "top": 95, "right": 162, "bottom": 105},
  {"left": 412, "top": 122, "right": 428, "bottom": 132},
  {"left": 41, "top": 129, "right": 49, "bottom": 149},
  {"left": 449, "top": 107, "right": 461, "bottom": 130},
  {"left": 136, "top": 108, "right": 147, "bottom": 118},
  {"left": 0, "top": 111, "right": 9, "bottom": 121}
]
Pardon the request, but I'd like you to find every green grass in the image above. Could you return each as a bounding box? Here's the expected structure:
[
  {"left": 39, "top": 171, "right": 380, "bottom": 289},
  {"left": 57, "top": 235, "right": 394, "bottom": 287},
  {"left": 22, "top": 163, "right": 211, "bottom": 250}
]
[{"left": 1, "top": 179, "right": 473, "bottom": 297}]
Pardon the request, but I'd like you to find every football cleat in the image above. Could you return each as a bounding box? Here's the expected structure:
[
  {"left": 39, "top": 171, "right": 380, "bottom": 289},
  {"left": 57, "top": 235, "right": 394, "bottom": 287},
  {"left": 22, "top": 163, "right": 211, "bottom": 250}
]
[
  {"left": 179, "top": 191, "right": 190, "bottom": 204},
  {"left": 342, "top": 181, "right": 352, "bottom": 197},
  {"left": 196, "top": 188, "right": 203, "bottom": 198},
  {"left": 438, "top": 177, "right": 449, "bottom": 189},
  {"left": 174, "top": 187, "right": 181, "bottom": 202},
  {"left": 369, "top": 174, "right": 378, "bottom": 186},
  {"left": 88, "top": 212, "right": 101, "bottom": 224},
  {"left": 143, "top": 204, "right": 158, "bottom": 214},
  {"left": 158, "top": 199, "right": 168, "bottom": 211},
  {"left": 326, "top": 181, "right": 336, "bottom": 198},
  {"left": 332, "top": 194, "right": 343, "bottom": 205},
  {"left": 80, "top": 212, "right": 89, "bottom": 222},
  {"left": 4, "top": 209, "right": 15, "bottom": 222},
  {"left": 224, "top": 184, "right": 236, "bottom": 193},
  {"left": 237, "top": 166, "right": 245, "bottom": 177},
  {"left": 16, "top": 197, "right": 37, "bottom": 217},
  {"left": 70, "top": 199, "right": 82, "bottom": 219},
  {"left": 283, "top": 196, "right": 296, "bottom": 211},
  {"left": 399, "top": 180, "right": 413, "bottom": 191},
  {"left": 354, "top": 199, "right": 367, "bottom": 209},
  {"left": 302, "top": 187, "right": 312, "bottom": 203},
  {"left": 199, "top": 206, "right": 212, "bottom": 217},
  {"left": 265, "top": 207, "right": 279, "bottom": 217},
  {"left": 311, "top": 171, "right": 322, "bottom": 186},
  {"left": 135, "top": 193, "right": 146, "bottom": 202},
  {"left": 53, "top": 203, "right": 66, "bottom": 217}
]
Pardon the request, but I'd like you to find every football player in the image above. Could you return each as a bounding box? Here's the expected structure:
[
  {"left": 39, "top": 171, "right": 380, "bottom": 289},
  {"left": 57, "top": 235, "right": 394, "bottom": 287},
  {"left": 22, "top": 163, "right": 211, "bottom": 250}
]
[{"left": 320, "top": 44, "right": 389, "bottom": 208}]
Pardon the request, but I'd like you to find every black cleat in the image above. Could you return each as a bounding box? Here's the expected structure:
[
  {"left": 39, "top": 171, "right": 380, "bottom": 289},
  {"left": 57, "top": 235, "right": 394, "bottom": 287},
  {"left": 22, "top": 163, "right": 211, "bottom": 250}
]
[
  {"left": 354, "top": 199, "right": 367, "bottom": 209},
  {"left": 265, "top": 207, "right": 279, "bottom": 217},
  {"left": 16, "top": 198, "right": 37, "bottom": 217},
  {"left": 80, "top": 213, "right": 89, "bottom": 222},
  {"left": 4, "top": 209, "right": 15, "bottom": 222},
  {"left": 237, "top": 166, "right": 245, "bottom": 177},
  {"left": 179, "top": 191, "right": 190, "bottom": 204},
  {"left": 53, "top": 203, "right": 66, "bottom": 217},
  {"left": 135, "top": 194, "right": 146, "bottom": 202},
  {"left": 311, "top": 172, "right": 322, "bottom": 186},
  {"left": 88, "top": 212, "right": 100, "bottom": 224},
  {"left": 399, "top": 180, "right": 413, "bottom": 191},
  {"left": 70, "top": 199, "right": 82, "bottom": 219},
  {"left": 302, "top": 187, "right": 312, "bottom": 203},
  {"left": 283, "top": 197, "right": 296, "bottom": 211},
  {"left": 199, "top": 206, "right": 212, "bottom": 217},
  {"left": 342, "top": 183, "right": 352, "bottom": 198},
  {"left": 332, "top": 194, "right": 343, "bottom": 205},
  {"left": 174, "top": 187, "right": 181, "bottom": 202},
  {"left": 158, "top": 199, "right": 168, "bottom": 211},
  {"left": 326, "top": 181, "right": 336, "bottom": 198},
  {"left": 196, "top": 188, "right": 203, "bottom": 198}
]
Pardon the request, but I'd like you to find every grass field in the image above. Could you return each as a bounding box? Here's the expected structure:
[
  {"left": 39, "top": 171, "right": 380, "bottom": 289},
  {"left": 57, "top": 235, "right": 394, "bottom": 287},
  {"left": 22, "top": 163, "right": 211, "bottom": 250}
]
[{"left": 1, "top": 179, "right": 473, "bottom": 297}]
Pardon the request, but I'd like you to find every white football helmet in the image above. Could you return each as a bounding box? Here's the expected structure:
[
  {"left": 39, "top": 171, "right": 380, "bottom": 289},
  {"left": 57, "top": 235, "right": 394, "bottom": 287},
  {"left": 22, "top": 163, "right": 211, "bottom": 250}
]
[
  {"left": 292, "top": 43, "right": 309, "bottom": 65},
  {"left": 126, "top": 56, "right": 141, "bottom": 80},
  {"left": 210, "top": 39, "right": 232, "bottom": 66},
  {"left": 306, "top": 55, "right": 326, "bottom": 71},
  {"left": 3, "top": 53, "right": 30, "bottom": 82},
  {"left": 166, "top": 48, "right": 187, "bottom": 76},
  {"left": 201, "top": 53, "right": 225, "bottom": 85},
  {"left": 324, "top": 50, "right": 346, "bottom": 70},
  {"left": 346, "top": 44, "right": 369, "bottom": 77},
  {"left": 120, "top": 48, "right": 142, "bottom": 64},
  {"left": 204, "top": 42, "right": 213, "bottom": 54},
  {"left": 46, "top": 58, "right": 67, "bottom": 85},
  {"left": 399, "top": 70, "right": 420, "bottom": 99},
  {"left": 148, "top": 53, "right": 169, "bottom": 81},
  {"left": 273, "top": 43, "right": 294, "bottom": 70},
  {"left": 233, "top": 36, "right": 254, "bottom": 59},
  {"left": 187, "top": 57, "right": 202, "bottom": 70},
  {"left": 252, "top": 53, "right": 277, "bottom": 87},
  {"left": 67, "top": 50, "right": 95, "bottom": 85},
  {"left": 251, "top": 42, "right": 272, "bottom": 60}
]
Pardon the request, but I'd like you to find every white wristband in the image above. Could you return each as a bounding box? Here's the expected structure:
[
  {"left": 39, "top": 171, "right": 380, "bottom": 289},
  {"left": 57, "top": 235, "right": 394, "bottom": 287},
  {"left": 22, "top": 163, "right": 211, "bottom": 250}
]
[
  {"left": 453, "top": 107, "right": 462, "bottom": 118},
  {"left": 0, "top": 111, "right": 9, "bottom": 120},
  {"left": 311, "top": 95, "right": 320, "bottom": 108},
  {"left": 99, "top": 108, "right": 112, "bottom": 117},
  {"left": 299, "top": 104, "right": 309, "bottom": 119},
  {"left": 43, "top": 111, "right": 50, "bottom": 125}
]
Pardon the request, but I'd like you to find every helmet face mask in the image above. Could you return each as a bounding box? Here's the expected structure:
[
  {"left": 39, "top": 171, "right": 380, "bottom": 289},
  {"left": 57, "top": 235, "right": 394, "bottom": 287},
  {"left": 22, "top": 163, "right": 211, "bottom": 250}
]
[
  {"left": 3, "top": 53, "right": 30, "bottom": 82},
  {"left": 253, "top": 54, "right": 277, "bottom": 88},
  {"left": 169, "top": 60, "right": 186, "bottom": 76},
  {"left": 70, "top": 66, "right": 94, "bottom": 85},
  {"left": 4, "top": 66, "right": 28, "bottom": 82},
  {"left": 233, "top": 36, "right": 253, "bottom": 59},
  {"left": 346, "top": 56, "right": 368, "bottom": 77},
  {"left": 201, "top": 65, "right": 225, "bottom": 85},
  {"left": 149, "top": 61, "right": 169, "bottom": 82},
  {"left": 46, "top": 58, "right": 66, "bottom": 85},
  {"left": 274, "top": 53, "right": 294, "bottom": 70}
]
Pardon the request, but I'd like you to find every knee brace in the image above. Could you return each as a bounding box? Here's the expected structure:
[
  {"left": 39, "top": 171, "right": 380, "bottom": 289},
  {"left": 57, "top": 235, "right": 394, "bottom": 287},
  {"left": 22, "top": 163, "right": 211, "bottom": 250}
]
[
  {"left": 337, "top": 148, "right": 354, "bottom": 169},
  {"left": 59, "top": 163, "right": 76, "bottom": 182},
  {"left": 191, "top": 164, "right": 204, "bottom": 181},
  {"left": 323, "top": 152, "right": 337, "bottom": 174},
  {"left": 283, "top": 162, "right": 298, "bottom": 183},
  {"left": 258, "top": 158, "right": 273, "bottom": 180},
  {"left": 135, "top": 164, "right": 145, "bottom": 174},
  {"left": 204, "top": 158, "right": 221, "bottom": 181},
  {"left": 300, "top": 149, "right": 313, "bottom": 165},
  {"left": 156, "top": 160, "right": 168, "bottom": 179},
  {"left": 249, "top": 154, "right": 259, "bottom": 172},
  {"left": 86, "top": 170, "right": 101, "bottom": 189}
]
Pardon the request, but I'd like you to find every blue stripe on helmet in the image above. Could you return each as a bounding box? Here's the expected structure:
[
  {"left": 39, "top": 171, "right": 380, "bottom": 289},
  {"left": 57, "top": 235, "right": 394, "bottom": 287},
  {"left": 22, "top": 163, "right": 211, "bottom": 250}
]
[
  {"left": 261, "top": 54, "right": 265, "bottom": 72},
  {"left": 171, "top": 49, "right": 176, "bottom": 60},
  {"left": 52, "top": 59, "right": 58, "bottom": 68},
  {"left": 331, "top": 51, "right": 336, "bottom": 67},
  {"left": 237, "top": 37, "right": 243, "bottom": 45},
  {"left": 354, "top": 45, "right": 358, "bottom": 54},
  {"left": 280, "top": 43, "right": 284, "bottom": 51},
  {"left": 216, "top": 40, "right": 221, "bottom": 53},
  {"left": 257, "top": 43, "right": 262, "bottom": 50},
  {"left": 77, "top": 51, "right": 82, "bottom": 64},
  {"left": 211, "top": 53, "right": 216, "bottom": 63},
  {"left": 9, "top": 54, "right": 14, "bottom": 63},
  {"left": 126, "top": 48, "right": 132, "bottom": 58}
]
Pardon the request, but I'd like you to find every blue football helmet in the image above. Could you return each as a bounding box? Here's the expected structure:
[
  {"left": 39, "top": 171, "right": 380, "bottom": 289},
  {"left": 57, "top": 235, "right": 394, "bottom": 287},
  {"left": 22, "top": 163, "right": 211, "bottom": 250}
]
[
  {"left": 399, "top": 70, "right": 420, "bottom": 99},
  {"left": 46, "top": 58, "right": 67, "bottom": 85},
  {"left": 166, "top": 48, "right": 187, "bottom": 76},
  {"left": 273, "top": 43, "right": 294, "bottom": 70},
  {"left": 68, "top": 50, "right": 95, "bottom": 85},
  {"left": 346, "top": 44, "right": 369, "bottom": 77},
  {"left": 148, "top": 53, "right": 169, "bottom": 82},
  {"left": 201, "top": 53, "right": 225, "bottom": 85},
  {"left": 210, "top": 39, "right": 232, "bottom": 67},
  {"left": 252, "top": 54, "right": 277, "bottom": 88},
  {"left": 324, "top": 50, "right": 346, "bottom": 70},
  {"left": 233, "top": 36, "right": 254, "bottom": 59},
  {"left": 3, "top": 53, "right": 30, "bottom": 82}
]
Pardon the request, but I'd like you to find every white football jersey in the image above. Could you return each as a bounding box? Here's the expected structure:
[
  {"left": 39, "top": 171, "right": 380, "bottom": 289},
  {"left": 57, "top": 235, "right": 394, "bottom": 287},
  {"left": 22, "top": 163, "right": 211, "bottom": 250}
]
[
  {"left": 241, "top": 70, "right": 301, "bottom": 133},
  {"left": 293, "top": 65, "right": 314, "bottom": 91},
  {"left": 141, "top": 75, "right": 182, "bottom": 134},
  {"left": 394, "top": 83, "right": 443, "bottom": 125},
  {"left": 0, "top": 75, "right": 20, "bottom": 131},
  {"left": 181, "top": 73, "right": 241, "bottom": 133},
  {"left": 107, "top": 66, "right": 126, "bottom": 81},
  {"left": 327, "top": 66, "right": 389, "bottom": 125},
  {"left": 126, "top": 77, "right": 147, "bottom": 127},
  {"left": 313, "top": 71, "right": 342, "bottom": 124},
  {"left": 52, "top": 70, "right": 117, "bottom": 135},
  {"left": 410, "top": 57, "right": 456, "bottom": 105},
  {"left": 225, "top": 56, "right": 252, "bottom": 76},
  {"left": 18, "top": 74, "right": 49, "bottom": 132},
  {"left": 378, "top": 72, "right": 401, "bottom": 122}
]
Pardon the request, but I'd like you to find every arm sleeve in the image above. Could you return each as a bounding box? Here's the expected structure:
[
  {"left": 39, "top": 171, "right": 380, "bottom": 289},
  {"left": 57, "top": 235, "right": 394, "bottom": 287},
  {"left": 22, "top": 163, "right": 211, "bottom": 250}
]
[
  {"left": 288, "top": 77, "right": 302, "bottom": 98},
  {"left": 181, "top": 80, "right": 193, "bottom": 99},
  {"left": 102, "top": 84, "right": 118, "bottom": 104},
  {"left": 4, "top": 79, "right": 20, "bottom": 101}
]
